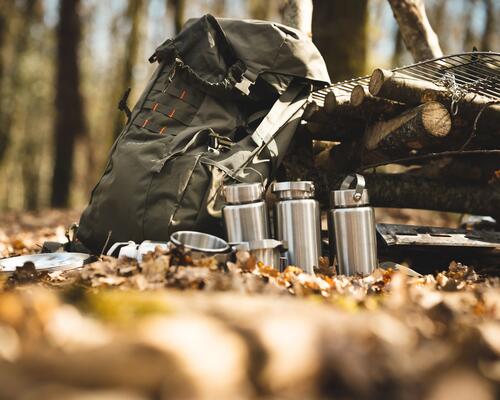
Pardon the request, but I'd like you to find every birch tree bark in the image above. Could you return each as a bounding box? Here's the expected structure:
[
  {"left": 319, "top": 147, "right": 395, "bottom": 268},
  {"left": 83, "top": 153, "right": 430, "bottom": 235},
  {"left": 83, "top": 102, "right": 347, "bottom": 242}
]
[
  {"left": 387, "top": 0, "right": 443, "bottom": 62},
  {"left": 281, "top": 0, "right": 313, "bottom": 36}
]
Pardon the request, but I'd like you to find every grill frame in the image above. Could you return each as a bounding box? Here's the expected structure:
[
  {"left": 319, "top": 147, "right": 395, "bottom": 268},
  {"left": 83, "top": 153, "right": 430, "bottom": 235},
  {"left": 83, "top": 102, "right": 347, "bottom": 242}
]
[{"left": 311, "top": 51, "right": 500, "bottom": 106}]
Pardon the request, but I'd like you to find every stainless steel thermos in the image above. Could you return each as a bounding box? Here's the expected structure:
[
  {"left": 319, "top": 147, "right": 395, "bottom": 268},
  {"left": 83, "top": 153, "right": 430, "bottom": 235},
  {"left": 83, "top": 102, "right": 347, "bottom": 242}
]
[
  {"left": 329, "top": 174, "right": 377, "bottom": 275},
  {"left": 222, "top": 182, "right": 270, "bottom": 244},
  {"left": 272, "top": 181, "right": 321, "bottom": 274}
]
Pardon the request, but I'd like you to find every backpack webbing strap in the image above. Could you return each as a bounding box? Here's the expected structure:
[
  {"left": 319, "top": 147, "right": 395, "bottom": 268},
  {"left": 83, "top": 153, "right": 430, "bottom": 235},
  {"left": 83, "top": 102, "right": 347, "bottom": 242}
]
[
  {"left": 229, "top": 81, "right": 308, "bottom": 179},
  {"left": 250, "top": 82, "right": 307, "bottom": 158},
  {"left": 118, "top": 87, "right": 132, "bottom": 122}
]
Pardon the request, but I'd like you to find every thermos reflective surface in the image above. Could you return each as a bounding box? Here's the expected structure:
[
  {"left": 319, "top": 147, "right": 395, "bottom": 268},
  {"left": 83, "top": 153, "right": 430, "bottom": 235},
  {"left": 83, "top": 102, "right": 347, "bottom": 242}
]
[
  {"left": 329, "top": 174, "right": 377, "bottom": 275},
  {"left": 272, "top": 181, "right": 321, "bottom": 274},
  {"left": 222, "top": 183, "right": 270, "bottom": 244}
]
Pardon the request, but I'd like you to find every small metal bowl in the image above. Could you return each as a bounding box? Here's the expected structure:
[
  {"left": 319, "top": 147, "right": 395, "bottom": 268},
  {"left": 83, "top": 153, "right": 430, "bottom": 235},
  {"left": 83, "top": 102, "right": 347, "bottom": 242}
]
[
  {"left": 170, "top": 231, "right": 230, "bottom": 254},
  {"left": 234, "top": 239, "right": 287, "bottom": 270}
]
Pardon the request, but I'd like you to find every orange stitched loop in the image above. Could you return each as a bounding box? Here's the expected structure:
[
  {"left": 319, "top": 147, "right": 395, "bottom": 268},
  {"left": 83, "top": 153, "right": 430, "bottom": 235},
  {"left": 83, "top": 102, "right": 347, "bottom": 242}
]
[
  {"left": 180, "top": 90, "right": 187, "bottom": 100},
  {"left": 160, "top": 126, "right": 166, "bottom": 134},
  {"left": 142, "top": 119, "right": 149, "bottom": 128},
  {"left": 168, "top": 108, "right": 176, "bottom": 118},
  {"left": 153, "top": 103, "right": 159, "bottom": 111}
]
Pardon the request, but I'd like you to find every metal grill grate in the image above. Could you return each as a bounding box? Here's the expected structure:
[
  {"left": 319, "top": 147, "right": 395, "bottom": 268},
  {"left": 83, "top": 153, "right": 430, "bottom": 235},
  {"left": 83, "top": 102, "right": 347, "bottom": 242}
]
[{"left": 311, "top": 51, "right": 500, "bottom": 107}]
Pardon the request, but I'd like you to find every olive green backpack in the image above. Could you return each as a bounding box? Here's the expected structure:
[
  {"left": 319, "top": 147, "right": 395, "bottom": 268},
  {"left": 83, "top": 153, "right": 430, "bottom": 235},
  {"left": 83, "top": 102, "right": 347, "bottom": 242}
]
[{"left": 77, "top": 14, "right": 330, "bottom": 253}]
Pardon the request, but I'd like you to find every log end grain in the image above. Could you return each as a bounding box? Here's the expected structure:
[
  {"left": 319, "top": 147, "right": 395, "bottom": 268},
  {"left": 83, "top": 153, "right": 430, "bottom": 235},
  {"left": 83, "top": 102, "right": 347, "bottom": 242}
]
[
  {"left": 368, "top": 68, "right": 392, "bottom": 96},
  {"left": 421, "top": 101, "right": 451, "bottom": 137},
  {"left": 324, "top": 91, "right": 337, "bottom": 114},
  {"left": 350, "top": 85, "right": 367, "bottom": 107}
]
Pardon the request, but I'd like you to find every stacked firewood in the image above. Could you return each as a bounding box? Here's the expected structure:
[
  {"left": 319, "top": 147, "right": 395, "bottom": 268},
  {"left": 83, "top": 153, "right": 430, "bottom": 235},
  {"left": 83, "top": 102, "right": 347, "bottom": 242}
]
[
  {"left": 288, "top": 67, "right": 500, "bottom": 218},
  {"left": 305, "top": 68, "right": 499, "bottom": 160}
]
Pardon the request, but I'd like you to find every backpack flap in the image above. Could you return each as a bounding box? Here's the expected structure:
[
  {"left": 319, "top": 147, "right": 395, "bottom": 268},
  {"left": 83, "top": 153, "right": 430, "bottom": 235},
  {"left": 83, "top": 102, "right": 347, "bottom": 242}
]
[{"left": 150, "top": 15, "right": 250, "bottom": 99}]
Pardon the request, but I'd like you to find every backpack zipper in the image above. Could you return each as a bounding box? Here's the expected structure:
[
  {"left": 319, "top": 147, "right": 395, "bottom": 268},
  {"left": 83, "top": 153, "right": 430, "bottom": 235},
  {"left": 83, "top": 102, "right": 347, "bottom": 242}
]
[{"left": 162, "top": 58, "right": 181, "bottom": 92}]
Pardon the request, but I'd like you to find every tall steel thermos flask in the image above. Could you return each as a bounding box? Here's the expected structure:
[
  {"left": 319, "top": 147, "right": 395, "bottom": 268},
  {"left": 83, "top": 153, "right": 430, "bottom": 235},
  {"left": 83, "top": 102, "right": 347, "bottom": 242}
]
[
  {"left": 222, "top": 182, "right": 270, "bottom": 244},
  {"left": 272, "top": 181, "right": 321, "bottom": 274},
  {"left": 329, "top": 174, "right": 377, "bottom": 275}
]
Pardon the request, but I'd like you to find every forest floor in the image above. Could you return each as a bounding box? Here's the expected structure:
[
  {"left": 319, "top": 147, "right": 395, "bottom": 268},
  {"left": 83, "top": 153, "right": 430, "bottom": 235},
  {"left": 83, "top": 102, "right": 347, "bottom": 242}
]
[{"left": 0, "top": 209, "right": 499, "bottom": 400}]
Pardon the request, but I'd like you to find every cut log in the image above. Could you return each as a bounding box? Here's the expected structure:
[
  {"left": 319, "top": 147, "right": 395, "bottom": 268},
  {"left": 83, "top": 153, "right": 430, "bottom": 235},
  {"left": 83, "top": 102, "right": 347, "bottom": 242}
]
[
  {"left": 363, "top": 101, "right": 451, "bottom": 154},
  {"left": 387, "top": 0, "right": 443, "bottom": 62},
  {"left": 350, "top": 84, "right": 408, "bottom": 117},
  {"left": 421, "top": 89, "right": 500, "bottom": 139},
  {"left": 324, "top": 91, "right": 337, "bottom": 114},
  {"left": 364, "top": 174, "right": 500, "bottom": 219},
  {"left": 303, "top": 101, "right": 319, "bottom": 120},
  {"left": 305, "top": 116, "right": 365, "bottom": 141},
  {"left": 368, "top": 68, "right": 440, "bottom": 105},
  {"left": 314, "top": 172, "right": 500, "bottom": 219}
]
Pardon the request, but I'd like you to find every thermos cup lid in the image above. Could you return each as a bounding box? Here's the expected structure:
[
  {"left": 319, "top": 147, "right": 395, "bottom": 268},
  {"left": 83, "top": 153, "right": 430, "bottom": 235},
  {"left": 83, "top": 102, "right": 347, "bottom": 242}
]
[
  {"left": 271, "top": 181, "right": 315, "bottom": 199},
  {"left": 223, "top": 182, "right": 264, "bottom": 204},
  {"left": 331, "top": 174, "right": 370, "bottom": 207}
]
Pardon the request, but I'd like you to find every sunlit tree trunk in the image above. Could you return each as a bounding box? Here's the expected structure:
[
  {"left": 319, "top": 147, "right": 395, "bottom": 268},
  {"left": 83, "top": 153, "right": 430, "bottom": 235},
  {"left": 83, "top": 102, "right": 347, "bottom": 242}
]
[
  {"left": 51, "top": 0, "right": 86, "bottom": 208},
  {"left": 312, "top": 0, "right": 368, "bottom": 82},
  {"left": 112, "top": 0, "right": 144, "bottom": 140},
  {"left": 387, "top": 0, "right": 442, "bottom": 61}
]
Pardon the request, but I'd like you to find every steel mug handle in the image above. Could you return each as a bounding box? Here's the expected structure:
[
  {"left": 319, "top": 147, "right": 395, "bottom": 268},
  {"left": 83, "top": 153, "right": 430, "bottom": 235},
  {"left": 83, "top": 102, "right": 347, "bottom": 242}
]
[{"left": 340, "top": 174, "right": 365, "bottom": 201}]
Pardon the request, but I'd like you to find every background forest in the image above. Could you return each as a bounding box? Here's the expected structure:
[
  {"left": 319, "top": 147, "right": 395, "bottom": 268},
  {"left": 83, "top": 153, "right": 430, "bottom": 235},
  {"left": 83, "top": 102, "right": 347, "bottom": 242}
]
[{"left": 0, "top": 0, "right": 498, "bottom": 212}]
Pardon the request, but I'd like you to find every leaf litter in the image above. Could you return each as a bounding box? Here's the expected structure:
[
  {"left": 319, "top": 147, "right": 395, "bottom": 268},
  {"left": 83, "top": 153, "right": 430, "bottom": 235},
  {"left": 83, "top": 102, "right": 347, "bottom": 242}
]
[{"left": 0, "top": 212, "right": 499, "bottom": 399}]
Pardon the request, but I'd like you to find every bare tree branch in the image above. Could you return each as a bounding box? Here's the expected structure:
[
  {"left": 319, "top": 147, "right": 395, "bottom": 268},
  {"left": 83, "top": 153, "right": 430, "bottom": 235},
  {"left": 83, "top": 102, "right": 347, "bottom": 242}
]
[{"left": 387, "top": 0, "right": 443, "bottom": 61}]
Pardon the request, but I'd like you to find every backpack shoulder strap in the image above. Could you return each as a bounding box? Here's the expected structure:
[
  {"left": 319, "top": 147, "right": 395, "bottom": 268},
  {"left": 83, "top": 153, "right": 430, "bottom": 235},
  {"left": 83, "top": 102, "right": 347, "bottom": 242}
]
[{"left": 250, "top": 81, "right": 308, "bottom": 158}]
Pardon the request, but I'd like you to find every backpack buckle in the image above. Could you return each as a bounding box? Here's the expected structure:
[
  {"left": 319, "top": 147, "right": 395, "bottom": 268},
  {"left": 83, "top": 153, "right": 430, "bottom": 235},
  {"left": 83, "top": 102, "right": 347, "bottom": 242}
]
[
  {"left": 234, "top": 76, "right": 254, "bottom": 95},
  {"left": 208, "top": 132, "right": 233, "bottom": 154}
]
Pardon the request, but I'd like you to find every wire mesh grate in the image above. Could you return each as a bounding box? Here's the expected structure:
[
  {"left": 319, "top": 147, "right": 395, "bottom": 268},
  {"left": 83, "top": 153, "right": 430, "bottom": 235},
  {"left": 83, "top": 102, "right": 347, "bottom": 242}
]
[{"left": 311, "top": 52, "right": 500, "bottom": 106}]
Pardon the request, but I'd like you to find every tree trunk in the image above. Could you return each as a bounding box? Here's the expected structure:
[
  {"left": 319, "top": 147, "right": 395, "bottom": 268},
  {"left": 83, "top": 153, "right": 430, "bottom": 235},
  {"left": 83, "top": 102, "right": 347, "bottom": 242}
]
[
  {"left": 0, "top": 0, "right": 36, "bottom": 162},
  {"left": 112, "top": 0, "right": 144, "bottom": 140},
  {"left": 168, "top": 0, "right": 186, "bottom": 34},
  {"left": 387, "top": 0, "right": 443, "bottom": 62},
  {"left": 480, "top": 0, "right": 496, "bottom": 51},
  {"left": 249, "top": 0, "right": 270, "bottom": 20},
  {"left": 312, "top": 0, "right": 368, "bottom": 82},
  {"left": 21, "top": 97, "right": 41, "bottom": 211},
  {"left": 462, "top": 0, "right": 478, "bottom": 52},
  {"left": 281, "top": 0, "right": 313, "bottom": 36},
  {"left": 0, "top": 1, "right": 11, "bottom": 161},
  {"left": 212, "top": 0, "right": 226, "bottom": 17},
  {"left": 51, "top": 0, "right": 85, "bottom": 208}
]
